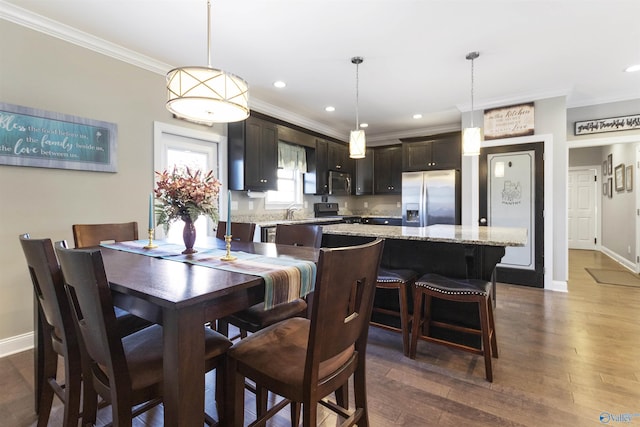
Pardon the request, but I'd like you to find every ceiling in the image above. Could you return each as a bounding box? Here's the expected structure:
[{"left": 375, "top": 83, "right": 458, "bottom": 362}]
[{"left": 3, "top": 0, "right": 640, "bottom": 143}]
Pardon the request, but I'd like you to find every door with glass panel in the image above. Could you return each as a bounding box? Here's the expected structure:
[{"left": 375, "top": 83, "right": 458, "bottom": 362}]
[
  {"left": 479, "top": 142, "right": 544, "bottom": 287},
  {"left": 153, "top": 122, "right": 222, "bottom": 240}
]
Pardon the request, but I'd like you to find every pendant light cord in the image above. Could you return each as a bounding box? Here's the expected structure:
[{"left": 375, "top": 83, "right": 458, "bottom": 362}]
[
  {"left": 207, "top": 0, "right": 212, "bottom": 68},
  {"left": 355, "top": 60, "right": 360, "bottom": 129},
  {"left": 470, "top": 56, "right": 474, "bottom": 127},
  {"left": 466, "top": 51, "right": 479, "bottom": 128}
]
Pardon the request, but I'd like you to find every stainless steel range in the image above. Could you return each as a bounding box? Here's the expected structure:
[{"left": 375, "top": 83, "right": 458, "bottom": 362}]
[
  {"left": 314, "top": 203, "right": 361, "bottom": 223},
  {"left": 313, "top": 202, "right": 340, "bottom": 217}
]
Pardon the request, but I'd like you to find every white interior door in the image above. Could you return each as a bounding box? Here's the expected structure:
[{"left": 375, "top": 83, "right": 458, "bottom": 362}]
[{"left": 568, "top": 168, "right": 597, "bottom": 250}]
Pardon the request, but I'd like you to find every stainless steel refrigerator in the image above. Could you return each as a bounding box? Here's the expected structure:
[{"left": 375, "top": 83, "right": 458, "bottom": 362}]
[{"left": 402, "top": 170, "right": 460, "bottom": 226}]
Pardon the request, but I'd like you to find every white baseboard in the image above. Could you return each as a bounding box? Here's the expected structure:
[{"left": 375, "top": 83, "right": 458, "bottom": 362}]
[
  {"left": 0, "top": 332, "right": 33, "bottom": 358},
  {"left": 547, "top": 280, "right": 568, "bottom": 292},
  {"left": 601, "top": 246, "right": 637, "bottom": 272}
]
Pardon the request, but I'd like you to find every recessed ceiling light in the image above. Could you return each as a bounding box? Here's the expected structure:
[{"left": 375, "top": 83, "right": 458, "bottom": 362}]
[
  {"left": 625, "top": 64, "right": 640, "bottom": 73},
  {"left": 360, "top": 123, "right": 369, "bottom": 128},
  {"left": 413, "top": 114, "right": 423, "bottom": 119},
  {"left": 325, "top": 106, "right": 335, "bottom": 112},
  {"left": 273, "top": 81, "right": 286, "bottom": 88}
]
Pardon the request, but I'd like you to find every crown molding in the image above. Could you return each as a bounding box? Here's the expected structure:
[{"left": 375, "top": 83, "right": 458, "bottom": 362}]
[
  {"left": 456, "top": 87, "right": 571, "bottom": 112},
  {"left": 0, "top": 1, "right": 172, "bottom": 75},
  {"left": 250, "top": 98, "right": 346, "bottom": 141}
]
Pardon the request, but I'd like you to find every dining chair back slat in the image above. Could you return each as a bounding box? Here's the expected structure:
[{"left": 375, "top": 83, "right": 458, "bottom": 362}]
[
  {"left": 216, "top": 221, "right": 256, "bottom": 242},
  {"left": 275, "top": 224, "right": 323, "bottom": 248},
  {"left": 72, "top": 222, "right": 139, "bottom": 248}
]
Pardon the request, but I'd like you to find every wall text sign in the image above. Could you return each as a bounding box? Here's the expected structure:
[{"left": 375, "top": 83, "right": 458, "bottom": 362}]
[
  {"left": 484, "top": 102, "right": 535, "bottom": 140},
  {"left": 574, "top": 114, "right": 640, "bottom": 135},
  {"left": 0, "top": 103, "right": 117, "bottom": 172}
]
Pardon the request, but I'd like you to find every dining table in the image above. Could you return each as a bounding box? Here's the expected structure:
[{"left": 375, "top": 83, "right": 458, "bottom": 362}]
[{"left": 35, "top": 237, "right": 320, "bottom": 426}]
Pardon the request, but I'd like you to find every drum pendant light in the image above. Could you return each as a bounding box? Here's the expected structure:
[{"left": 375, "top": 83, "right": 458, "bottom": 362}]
[
  {"left": 166, "top": 0, "right": 249, "bottom": 124},
  {"left": 462, "top": 51, "right": 482, "bottom": 156},
  {"left": 349, "top": 57, "right": 366, "bottom": 159}
]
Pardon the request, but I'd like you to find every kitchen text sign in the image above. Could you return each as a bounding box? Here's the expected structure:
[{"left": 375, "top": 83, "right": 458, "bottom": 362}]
[{"left": 484, "top": 102, "right": 535, "bottom": 140}]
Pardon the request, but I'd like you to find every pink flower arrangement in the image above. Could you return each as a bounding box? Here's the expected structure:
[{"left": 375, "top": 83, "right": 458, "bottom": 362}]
[{"left": 154, "top": 167, "right": 221, "bottom": 231}]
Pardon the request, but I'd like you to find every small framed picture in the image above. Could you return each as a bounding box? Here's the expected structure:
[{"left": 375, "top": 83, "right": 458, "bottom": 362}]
[
  {"left": 626, "top": 165, "right": 633, "bottom": 191},
  {"left": 603, "top": 182, "right": 608, "bottom": 196},
  {"left": 615, "top": 163, "right": 625, "bottom": 192},
  {"left": 602, "top": 160, "right": 608, "bottom": 176},
  {"left": 608, "top": 177, "right": 613, "bottom": 198},
  {"left": 607, "top": 153, "right": 613, "bottom": 175}
]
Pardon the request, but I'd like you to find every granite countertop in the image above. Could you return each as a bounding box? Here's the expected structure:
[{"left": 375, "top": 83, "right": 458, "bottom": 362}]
[
  {"left": 253, "top": 217, "right": 345, "bottom": 228},
  {"left": 321, "top": 223, "right": 527, "bottom": 247}
]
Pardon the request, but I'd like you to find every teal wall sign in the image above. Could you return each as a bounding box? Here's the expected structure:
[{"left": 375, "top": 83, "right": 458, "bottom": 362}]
[{"left": 0, "top": 103, "right": 117, "bottom": 172}]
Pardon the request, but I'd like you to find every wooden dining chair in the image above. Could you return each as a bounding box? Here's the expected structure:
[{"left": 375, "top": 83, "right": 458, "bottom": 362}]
[
  {"left": 274, "top": 223, "right": 323, "bottom": 247},
  {"left": 19, "top": 234, "right": 152, "bottom": 427},
  {"left": 19, "top": 234, "right": 82, "bottom": 427},
  {"left": 54, "top": 242, "right": 233, "bottom": 427},
  {"left": 216, "top": 224, "right": 322, "bottom": 340},
  {"left": 216, "top": 221, "right": 256, "bottom": 242},
  {"left": 72, "top": 221, "right": 139, "bottom": 248},
  {"left": 226, "top": 238, "right": 384, "bottom": 427}
]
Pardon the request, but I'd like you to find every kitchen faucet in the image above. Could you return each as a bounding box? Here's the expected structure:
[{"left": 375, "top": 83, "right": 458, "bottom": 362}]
[{"left": 285, "top": 205, "right": 300, "bottom": 220}]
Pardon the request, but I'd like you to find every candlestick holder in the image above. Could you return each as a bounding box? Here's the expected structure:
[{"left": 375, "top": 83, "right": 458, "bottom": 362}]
[
  {"left": 220, "top": 235, "right": 237, "bottom": 261},
  {"left": 143, "top": 228, "right": 158, "bottom": 249}
]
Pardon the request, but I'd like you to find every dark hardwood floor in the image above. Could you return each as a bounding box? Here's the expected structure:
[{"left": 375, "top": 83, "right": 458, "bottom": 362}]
[{"left": 2, "top": 249, "right": 639, "bottom": 426}]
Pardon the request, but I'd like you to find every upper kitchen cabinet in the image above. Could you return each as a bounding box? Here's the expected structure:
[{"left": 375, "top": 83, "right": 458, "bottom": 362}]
[
  {"left": 354, "top": 148, "right": 374, "bottom": 195},
  {"left": 305, "top": 139, "right": 354, "bottom": 195},
  {"left": 228, "top": 116, "right": 278, "bottom": 191},
  {"left": 327, "top": 142, "right": 353, "bottom": 174},
  {"left": 304, "top": 138, "right": 329, "bottom": 195},
  {"left": 374, "top": 145, "right": 402, "bottom": 194},
  {"left": 401, "top": 132, "right": 461, "bottom": 171}
]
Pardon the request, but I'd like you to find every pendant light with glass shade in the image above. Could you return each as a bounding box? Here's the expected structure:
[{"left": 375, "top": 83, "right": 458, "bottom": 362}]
[
  {"left": 349, "top": 56, "right": 366, "bottom": 159},
  {"left": 462, "top": 51, "right": 482, "bottom": 156},
  {"left": 166, "top": 0, "right": 249, "bottom": 125}
]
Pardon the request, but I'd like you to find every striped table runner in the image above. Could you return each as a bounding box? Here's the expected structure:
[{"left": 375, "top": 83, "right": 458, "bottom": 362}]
[{"left": 100, "top": 241, "right": 316, "bottom": 309}]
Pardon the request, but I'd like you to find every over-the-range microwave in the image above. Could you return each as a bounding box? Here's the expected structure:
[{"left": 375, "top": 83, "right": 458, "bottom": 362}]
[{"left": 328, "top": 171, "right": 351, "bottom": 195}]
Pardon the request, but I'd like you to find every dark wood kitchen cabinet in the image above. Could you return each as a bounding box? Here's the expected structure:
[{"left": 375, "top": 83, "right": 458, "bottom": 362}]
[
  {"left": 354, "top": 148, "right": 374, "bottom": 195},
  {"left": 228, "top": 116, "right": 278, "bottom": 191},
  {"left": 304, "top": 138, "right": 329, "bottom": 195},
  {"left": 327, "top": 142, "right": 353, "bottom": 174},
  {"left": 401, "top": 132, "right": 461, "bottom": 171},
  {"left": 374, "top": 145, "right": 402, "bottom": 194}
]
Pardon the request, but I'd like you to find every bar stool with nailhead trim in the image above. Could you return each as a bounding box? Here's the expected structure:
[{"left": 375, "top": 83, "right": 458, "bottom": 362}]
[
  {"left": 409, "top": 273, "right": 498, "bottom": 382},
  {"left": 371, "top": 268, "right": 417, "bottom": 356}
]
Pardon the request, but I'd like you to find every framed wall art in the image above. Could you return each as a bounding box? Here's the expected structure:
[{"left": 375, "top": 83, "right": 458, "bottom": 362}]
[
  {"left": 602, "top": 160, "right": 607, "bottom": 176},
  {"left": 0, "top": 102, "right": 117, "bottom": 172},
  {"left": 615, "top": 164, "right": 625, "bottom": 192},
  {"left": 603, "top": 182, "right": 608, "bottom": 196},
  {"left": 608, "top": 177, "right": 613, "bottom": 198},
  {"left": 626, "top": 165, "right": 633, "bottom": 191},
  {"left": 607, "top": 154, "right": 613, "bottom": 175}
]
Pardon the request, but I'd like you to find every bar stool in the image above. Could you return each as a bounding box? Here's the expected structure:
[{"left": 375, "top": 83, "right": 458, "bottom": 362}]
[
  {"left": 409, "top": 273, "right": 498, "bottom": 382},
  {"left": 371, "top": 268, "right": 417, "bottom": 356}
]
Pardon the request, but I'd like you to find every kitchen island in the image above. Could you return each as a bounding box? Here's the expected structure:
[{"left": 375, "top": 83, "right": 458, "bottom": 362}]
[
  {"left": 321, "top": 223, "right": 526, "bottom": 281},
  {"left": 320, "top": 223, "right": 527, "bottom": 348}
]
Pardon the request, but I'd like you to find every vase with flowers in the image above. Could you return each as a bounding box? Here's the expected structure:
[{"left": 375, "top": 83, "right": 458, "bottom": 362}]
[{"left": 154, "top": 166, "right": 221, "bottom": 254}]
